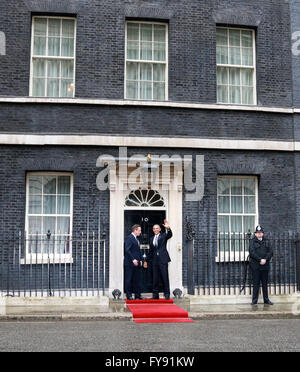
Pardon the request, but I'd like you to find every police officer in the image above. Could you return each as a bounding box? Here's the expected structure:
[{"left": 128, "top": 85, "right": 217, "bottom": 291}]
[{"left": 249, "top": 225, "right": 273, "bottom": 305}]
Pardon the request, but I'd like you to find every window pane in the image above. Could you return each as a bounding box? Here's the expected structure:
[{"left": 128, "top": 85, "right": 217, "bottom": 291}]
[
  {"left": 231, "top": 179, "right": 242, "bottom": 195},
  {"left": 34, "top": 18, "right": 47, "bottom": 36},
  {"left": 127, "top": 41, "right": 139, "bottom": 59},
  {"left": 217, "top": 67, "right": 228, "bottom": 85},
  {"left": 244, "top": 216, "right": 255, "bottom": 234},
  {"left": 126, "top": 81, "right": 138, "bottom": 99},
  {"left": 229, "top": 29, "right": 240, "bottom": 47},
  {"left": 43, "top": 176, "right": 56, "bottom": 194},
  {"left": 33, "top": 59, "right": 46, "bottom": 77},
  {"left": 61, "top": 60, "right": 74, "bottom": 78},
  {"left": 242, "top": 48, "right": 253, "bottom": 66},
  {"left": 153, "top": 64, "right": 165, "bottom": 82},
  {"left": 218, "top": 196, "right": 230, "bottom": 213},
  {"left": 229, "top": 68, "right": 240, "bottom": 85},
  {"left": 61, "top": 80, "right": 74, "bottom": 97},
  {"left": 229, "top": 47, "right": 241, "bottom": 65},
  {"left": 43, "top": 195, "right": 56, "bottom": 214},
  {"left": 127, "top": 62, "right": 138, "bottom": 80},
  {"left": 216, "top": 28, "right": 228, "bottom": 46},
  {"left": 154, "top": 25, "right": 166, "bottom": 42},
  {"left": 57, "top": 217, "right": 70, "bottom": 234},
  {"left": 229, "top": 86, "right": 241, "bottom": 104},
  {"left": 48, "top": 19, "right": 61, "bottom": 36},
  {"left": 231, "top": 216, "right": 243, "bottom": 233},
  {"left": 244, "top": 196, "right": 256, "bottom": 214},
  {"left": 242, "top": 87, "right": 254, "bottom": 105},
  {"left": 47, "top": 79, "right": 60, "bottom": 97},
  {"left": 241, "top": 69, "right": 253, "bottom": 86},
  {"left": 231, "top": 196, "right": 243, "bottom": 213},
  {"left": 140, "top": 63, "right": 152, "bottom": 81},
  {"left": 153, "top": 82, "right": 165, "bottom": 100},
  {"left": 216, "top": 46, "right": 228, "bottom": 64},
  {"left": 244, "top": 178, "right": 256, "bottom": 195},
  {"left": 48, "top": 60, "right": 60, "bottom": 78},
  {"left": 62, "top": 19, "right": 75, "bottom": 37},
  {"left": 241, "top": 30, "right": 253, "bottom": 48},
  {"left": 127, "top": 23, "right": 139, "bottom": 41},
  {"left": 48, "top": 37, "right": 61, "bottom": 56},
  {"left": 141, "top": 42, "right": 152, "bottom": 60},
  {"left": 43, "top": 216, "right": 56, "bottom": 234},
  {"left": 218, "top": 215, "right": 229, "bottom": 233},
  {"left": 218, "top": 178, "right": 230, "bottom": 195},
  {"left": 217, "top": 85, "right": 228, "bottom": 103},
  {"left": 140, "top": 82, "right": 152, "bottom": 100},
  {"left": 154, "top": 42, "right": 166, "bottom": 61},
  {"left": 29, "top": 195, "right": 42, "bottom": 214},
  {"left": 58, "top": 176, "right": 71, "bottom": 194},
  {"left": 34, "top": 36, "right": 46, "bottom": 55},
  {"left": 58, "top": 196, "right": 70, "bottom": 214},
  {"left": 62, "top": 37, "right": 74, "bottom": 57},
  {"left": 29, "top": 176, "right": 43, "bottom": 194},
  {"left": 141, "top": 24, "right": 152, "bottom": 41},
  {"left": 29, "top": 216, "right": 42, "bottom": 234},
  {"left": 33, "top": 78, "right": 46, "bottom": 96}
]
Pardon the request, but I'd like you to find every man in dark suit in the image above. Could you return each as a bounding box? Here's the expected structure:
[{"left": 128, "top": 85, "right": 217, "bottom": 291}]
[
  {"left": 249, "top": 225, "right": 273, "bottom": 305},
  {"left": 124, "top": 224, "right": 146, "bottom": 300},
  {"left": 146, "top": 220, "right": 173, "bottom": 300}
]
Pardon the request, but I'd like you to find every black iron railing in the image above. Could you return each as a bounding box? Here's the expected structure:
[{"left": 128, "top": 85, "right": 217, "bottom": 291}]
[
  {"left": 0, "top": 232, "right": 107, "bottom": 297},
  {"left": 188, "top": 233, "right": 300, "bottom": 296},
  {"left": 1, "top": 232, "right": 299, "bottom": 298}
]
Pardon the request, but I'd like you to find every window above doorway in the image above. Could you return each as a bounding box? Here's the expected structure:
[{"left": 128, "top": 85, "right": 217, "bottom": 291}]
[
  {"left": 125, "top": 21, "right": 168, "bottom": 101},
  {"left": 125, "top": 189, "right": 166, "bottom": 208}
]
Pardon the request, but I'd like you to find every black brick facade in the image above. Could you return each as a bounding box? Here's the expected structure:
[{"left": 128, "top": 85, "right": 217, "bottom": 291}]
[
  {"left": 0, "top": 0, "right": 293, "bottom": 106},
  {"left": 0, "top": 0, "right": 299, "bottom": 292}
]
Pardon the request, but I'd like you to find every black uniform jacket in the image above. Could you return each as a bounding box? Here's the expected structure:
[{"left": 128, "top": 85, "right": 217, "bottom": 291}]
[
  {"left": 148, "top": 229, "right": 173, "bottom": 264},
  {"left": 124, "top": 233, "right": 143, "bottom": 267},
  {"left": 249, "top": 236, "right": 273, "bottom": 271}
]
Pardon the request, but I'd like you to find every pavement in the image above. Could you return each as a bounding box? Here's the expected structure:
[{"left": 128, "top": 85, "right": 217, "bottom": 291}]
[
  {"left": 1, "top": 319, "right": 300, "bottom": 352},
  {"left": 1, "top": 298, "right": 300, "bottom": 321}
]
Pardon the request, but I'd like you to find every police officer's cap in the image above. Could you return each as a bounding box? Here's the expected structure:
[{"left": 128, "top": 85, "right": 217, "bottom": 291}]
[{"left": 255, "top": 225, "right": 264, "bottom": 233}]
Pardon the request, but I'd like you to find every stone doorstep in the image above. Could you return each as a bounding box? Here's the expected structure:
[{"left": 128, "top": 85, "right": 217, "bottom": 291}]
[
  {"left": 0, "top": 311, "right": 299, "bottom": 322},
  {"left": 187, "top": 294, "right": 300, "bottom": 305},
  {"left": 2, "top": 296, "right": 109, "bottom": 307}
]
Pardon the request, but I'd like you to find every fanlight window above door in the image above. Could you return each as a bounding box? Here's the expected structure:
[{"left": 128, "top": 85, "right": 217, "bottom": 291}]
[{"left": 125, "top": 189, "right": 165, "bottom": 208}]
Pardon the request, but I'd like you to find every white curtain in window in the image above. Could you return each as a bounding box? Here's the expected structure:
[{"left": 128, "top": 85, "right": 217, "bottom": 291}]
[
  {"left": 126, "top": 22, "right": 166, "bottom": 100},
  {"left": 32, "top": 18, "right": 75, "bottom": 97}
]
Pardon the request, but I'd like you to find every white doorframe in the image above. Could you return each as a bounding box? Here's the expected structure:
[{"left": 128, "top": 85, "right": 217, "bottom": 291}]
[{"left": 108, "top": 168, "right": 183, "bottom": 298}]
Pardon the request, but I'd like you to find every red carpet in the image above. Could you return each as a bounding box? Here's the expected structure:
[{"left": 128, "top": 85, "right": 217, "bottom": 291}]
[{"left": 126, "top": 299, "right": 194, "bottom": 323}]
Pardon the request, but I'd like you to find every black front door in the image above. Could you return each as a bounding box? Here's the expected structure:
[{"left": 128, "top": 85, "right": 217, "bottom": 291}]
[{"left": 124, "top": 210, "right": 166, "bottom": 293}]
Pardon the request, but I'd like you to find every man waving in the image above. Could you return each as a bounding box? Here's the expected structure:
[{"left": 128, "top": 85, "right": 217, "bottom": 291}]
[{"left": 147, "top": 220, "right": 173, "bottom": 300}]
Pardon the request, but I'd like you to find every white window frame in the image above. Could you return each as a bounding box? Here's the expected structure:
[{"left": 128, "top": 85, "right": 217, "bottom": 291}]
[
  {"left": 24, "top": 172, "right": 74, "bottom": 264},
  {"left": 217, "top": 175, "right": 259, "bottom": 262},
  {"left": 216, "top": 27, "right": 257, "bottom": 106},
  {"left": 124, "top": 20, "right": 169, "bottom": 101},
  {"left": 29, "top": 16, "right": 77, "bottom": 98}
]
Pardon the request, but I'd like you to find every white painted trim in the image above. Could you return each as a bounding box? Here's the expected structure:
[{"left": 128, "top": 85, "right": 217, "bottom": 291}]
[
  {"left": 109, "top": 168, "right": 183, "bottom": 297},
  {"left": 0, "top": 133, "right": 296, "bottom": 151},
  {"left": 0, "top": 96, "right": 295, "bottom": 113}
]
